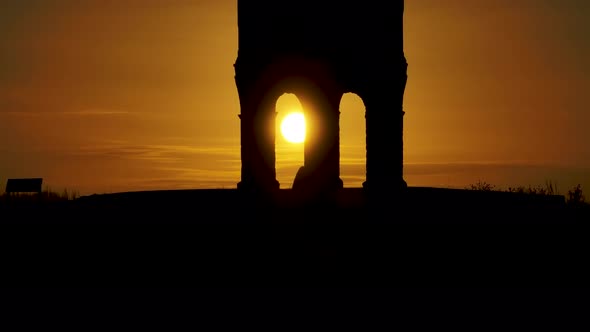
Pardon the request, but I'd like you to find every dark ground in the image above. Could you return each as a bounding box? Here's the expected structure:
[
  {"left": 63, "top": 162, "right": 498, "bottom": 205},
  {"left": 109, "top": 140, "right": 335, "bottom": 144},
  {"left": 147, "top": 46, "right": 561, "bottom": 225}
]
[{"left": 1, "top": 187, "right": 589, "bottom": 288}]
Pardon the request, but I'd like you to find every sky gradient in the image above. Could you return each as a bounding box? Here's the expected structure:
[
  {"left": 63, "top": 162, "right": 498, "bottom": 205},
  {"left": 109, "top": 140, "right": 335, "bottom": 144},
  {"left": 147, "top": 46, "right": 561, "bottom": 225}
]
[{"left": 1, "top": 0, "right": 589, "bottom": 196}]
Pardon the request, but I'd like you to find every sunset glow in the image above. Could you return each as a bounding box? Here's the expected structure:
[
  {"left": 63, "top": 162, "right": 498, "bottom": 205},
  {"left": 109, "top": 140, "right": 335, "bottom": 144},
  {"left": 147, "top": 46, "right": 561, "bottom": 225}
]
[{"left": 0, "top": 0, "right": 589, "bottom": 196}]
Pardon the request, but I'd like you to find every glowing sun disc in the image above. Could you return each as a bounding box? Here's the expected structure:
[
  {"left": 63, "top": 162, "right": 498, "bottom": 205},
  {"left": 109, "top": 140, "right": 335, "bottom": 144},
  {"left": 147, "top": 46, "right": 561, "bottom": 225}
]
[{"left": 280, "top": 112, "right": 306, "bottom": 143}]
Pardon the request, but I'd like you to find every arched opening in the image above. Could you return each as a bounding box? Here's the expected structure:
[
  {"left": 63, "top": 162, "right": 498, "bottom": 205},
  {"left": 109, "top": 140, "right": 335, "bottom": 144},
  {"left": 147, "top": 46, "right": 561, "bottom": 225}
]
[
  {"left": 339, "top": 93, "right": 367, "bottom": 188},
  {"left": 275, "top": 93, "right": 305, "bottom": 188}
]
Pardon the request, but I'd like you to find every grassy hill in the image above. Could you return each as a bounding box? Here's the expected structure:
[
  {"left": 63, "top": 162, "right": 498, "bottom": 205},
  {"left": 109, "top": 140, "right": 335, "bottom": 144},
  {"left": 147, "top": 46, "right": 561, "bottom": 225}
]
[{"left": 1, "top": 186, "right": 589, "bottom": 288}]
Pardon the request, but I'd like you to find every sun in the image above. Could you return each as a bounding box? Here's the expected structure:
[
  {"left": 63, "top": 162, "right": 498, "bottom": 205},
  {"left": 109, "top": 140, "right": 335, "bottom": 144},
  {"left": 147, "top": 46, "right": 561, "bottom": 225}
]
[{"left": 280, "top": 112, "right": 306, "bottom": 144}]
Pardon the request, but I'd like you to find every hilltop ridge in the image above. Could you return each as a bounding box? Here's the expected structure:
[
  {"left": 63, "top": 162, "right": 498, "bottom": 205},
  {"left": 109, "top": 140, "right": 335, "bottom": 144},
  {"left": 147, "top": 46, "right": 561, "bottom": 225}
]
[{"left": 1, "top": 187, "right": 588, "bottom": 288}]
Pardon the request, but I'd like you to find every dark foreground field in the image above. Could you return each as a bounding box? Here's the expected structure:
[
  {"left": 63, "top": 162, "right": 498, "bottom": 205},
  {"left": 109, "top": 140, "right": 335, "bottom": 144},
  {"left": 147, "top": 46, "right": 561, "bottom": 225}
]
[{"left": 1, "top": 187, "right": 589, "bottom": 288}]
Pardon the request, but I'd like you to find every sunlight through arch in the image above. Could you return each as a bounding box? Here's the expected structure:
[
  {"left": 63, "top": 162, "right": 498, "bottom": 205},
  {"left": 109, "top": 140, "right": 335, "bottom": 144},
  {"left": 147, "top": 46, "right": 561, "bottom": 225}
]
[
  {"left": 339, "top": 93, "right": 366, "bottom": 188},
  {"left": 275, "top": 93, "right": 305, "bottom": 188}
]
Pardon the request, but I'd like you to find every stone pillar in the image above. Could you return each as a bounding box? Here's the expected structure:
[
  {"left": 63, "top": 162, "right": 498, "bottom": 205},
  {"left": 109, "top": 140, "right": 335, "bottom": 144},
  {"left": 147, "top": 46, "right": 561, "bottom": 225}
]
[
  {"left": 236, "top": 70, "right": 280, "bottom": 192},
  {"left": 362, "top": 58, "right": 408, "bottom": 193},
  {"left": 293, "top": 86, "right": 343, "bottom": 194}
]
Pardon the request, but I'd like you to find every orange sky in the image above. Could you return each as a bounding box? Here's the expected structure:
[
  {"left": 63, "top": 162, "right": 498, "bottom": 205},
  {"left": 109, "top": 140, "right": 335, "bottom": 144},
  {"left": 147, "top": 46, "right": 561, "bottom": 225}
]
[{"left": 1, "top": 0, "right": 589, "bottom": 195}]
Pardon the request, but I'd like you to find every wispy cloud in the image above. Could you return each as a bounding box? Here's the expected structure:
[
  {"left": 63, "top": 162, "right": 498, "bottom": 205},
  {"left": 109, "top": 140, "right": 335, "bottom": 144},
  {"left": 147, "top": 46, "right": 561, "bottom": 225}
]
[
  {"left": 22, "top": 136, "right": 589, "bottom": 194},
  {"left": 0, "top": 109, "right": 136, "bottom": 117},
  {"left": 122, "top": 169, "right": 240, "bottom": 191},
  {"left": 57, "top": 139, "right": 242, "bottom": 193},
  {"left": 340, "top": 157, "right": 365, "bottom": 165},
  {"left": 75, "top": 141, "right": 240, "bottom": 164},
  {"left": 57, "top": 109, "right": 133, "bottom": 116}
]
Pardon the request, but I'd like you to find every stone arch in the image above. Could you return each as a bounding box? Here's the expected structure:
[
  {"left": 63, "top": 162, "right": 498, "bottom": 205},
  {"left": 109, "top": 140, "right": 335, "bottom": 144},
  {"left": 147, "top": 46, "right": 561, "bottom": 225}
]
[
  {"left": 236, "top": 57, "right": 345, "bottom": 194},
  {"left": 339, "top": 93, "right": 367, "bottom": 188},
  {"left": 275, "top": 93, "right": 305, "bottom": 189},
  {"left": 235, "top": 0, "right": 408, "bottom": 196}
]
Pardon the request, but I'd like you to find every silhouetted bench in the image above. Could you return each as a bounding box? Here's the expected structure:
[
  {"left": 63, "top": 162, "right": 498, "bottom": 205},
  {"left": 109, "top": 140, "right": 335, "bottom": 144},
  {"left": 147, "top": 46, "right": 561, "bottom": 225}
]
[{"left": 5, "top": 178, "right": 43, "bottom": 196}]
